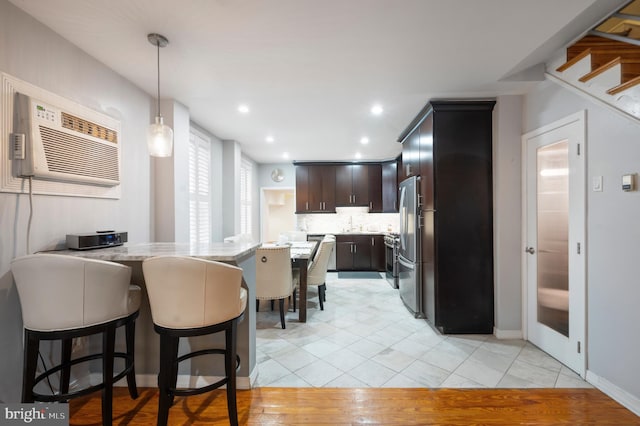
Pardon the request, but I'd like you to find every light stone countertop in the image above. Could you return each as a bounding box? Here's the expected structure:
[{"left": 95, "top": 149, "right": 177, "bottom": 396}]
[{"left": 56, "top": 241, "right": 260, "bottom": 262}]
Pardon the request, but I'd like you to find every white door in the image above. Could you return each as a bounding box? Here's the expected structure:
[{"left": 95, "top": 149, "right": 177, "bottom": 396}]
[{"left": 523, "top": 111, "right": 586, "bottom": 377}]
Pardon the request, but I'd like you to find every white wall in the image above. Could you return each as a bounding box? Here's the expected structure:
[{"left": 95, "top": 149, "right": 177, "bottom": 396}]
[
  {"left": 524, "top": 79, "right": 640, "bottom": 401},
  {"left": 258, "top": 163, "right": 296, "bottom": 188},
  {"left": 0, "top": 0, "right": 152, "bottom": 402},
  {"left": 493, "top": 96, "right": 524, "bottom": 336},
  {"left": 222, "top": 141, "right": 242, "bottom": 238}
]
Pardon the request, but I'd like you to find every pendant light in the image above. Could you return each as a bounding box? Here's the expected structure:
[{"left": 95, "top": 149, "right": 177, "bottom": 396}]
[{"left": 146, "top": 33, "right": 173, "bottom": 157}]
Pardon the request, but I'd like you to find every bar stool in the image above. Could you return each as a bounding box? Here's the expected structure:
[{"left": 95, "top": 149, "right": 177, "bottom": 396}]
[
  {"left": 10, "top": 254, "right": 141, "bottom": 426},
  {"left": 142, "top": 256, "right": 247, "bottom": 426}
]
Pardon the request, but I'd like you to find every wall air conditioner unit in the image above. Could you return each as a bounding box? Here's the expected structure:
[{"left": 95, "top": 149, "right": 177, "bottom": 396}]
[{"left": 13, "top": 92, "right": 120, "bottom": 186}]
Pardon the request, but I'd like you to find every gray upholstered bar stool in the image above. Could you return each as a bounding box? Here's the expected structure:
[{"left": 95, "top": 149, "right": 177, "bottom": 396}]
[
  {"left": 10, "top": 254, "right": 141, "bottom": 426},
  {"left": 142, "top": 256, "right": 247, "bottom": 426}
]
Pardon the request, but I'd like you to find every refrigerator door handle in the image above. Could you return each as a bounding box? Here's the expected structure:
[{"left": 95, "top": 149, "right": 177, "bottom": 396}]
[
  {"left": 398, "top": 255, "right": 414, "bottom": 269},
  {"left": 399, "top": 186, "right": 406, "bottom": 251}
]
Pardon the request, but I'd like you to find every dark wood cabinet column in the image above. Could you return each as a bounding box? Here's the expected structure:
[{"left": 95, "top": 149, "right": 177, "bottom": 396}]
[{"left": 398, "top": 100, "right": 495, "bottom": 334}]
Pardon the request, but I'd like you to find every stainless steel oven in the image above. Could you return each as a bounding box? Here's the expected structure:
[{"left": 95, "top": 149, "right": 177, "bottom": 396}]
[{"left": 384, "top": 233, "right": 399, "bottom": 288}]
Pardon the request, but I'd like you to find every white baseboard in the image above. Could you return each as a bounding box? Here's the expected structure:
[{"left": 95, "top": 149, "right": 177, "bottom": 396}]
[
  {"left": 99, "top": 372, "right": 254, "bottom": 390},
  {"left": 586, "top": 370, "right": 640, "bottom": 417},
  {"left": 493, "top": 328, "right": 523, "bottom": 339}
]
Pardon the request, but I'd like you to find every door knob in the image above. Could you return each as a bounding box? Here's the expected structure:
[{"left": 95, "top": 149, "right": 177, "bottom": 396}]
[{"left": 525, "top": 247, "right": 535, "bottom": 254}]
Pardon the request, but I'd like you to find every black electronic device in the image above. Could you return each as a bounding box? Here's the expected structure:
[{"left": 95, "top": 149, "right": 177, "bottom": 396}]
[{"left": 66, "top": 231, "right": 127, "bottom": 250}]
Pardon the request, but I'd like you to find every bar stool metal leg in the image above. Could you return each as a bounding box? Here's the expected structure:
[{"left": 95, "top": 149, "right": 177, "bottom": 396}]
[
  {"left": 21, "top": 330, "right": 39, "bottom": 404},
  {"left": 60, "top": 338, "right": 73, "bottom": 397},
  {"left": 157, "top": 334, "right": 179, "bottom": 426},
  {"left": 102, "top": 326, "right": 116, "bottom": 426},
  {"left": 125, "top": 317, "right": 138, "bottom": 399},
  {"left": 226, "top": 320, "right": 239, "bottom": 426}
]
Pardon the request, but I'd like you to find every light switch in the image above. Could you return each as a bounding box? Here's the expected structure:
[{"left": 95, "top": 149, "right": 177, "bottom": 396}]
[
  {"left": 622, "top": 174, "right": 636, "bottom": 191},
  {"left": 592, "top": 176, "right": 603, "bottom": 192}
]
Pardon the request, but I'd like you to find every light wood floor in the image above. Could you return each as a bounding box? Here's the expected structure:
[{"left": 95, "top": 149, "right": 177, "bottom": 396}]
[{"left": 69, "top": 387, "right": 640, "bottom": 425}]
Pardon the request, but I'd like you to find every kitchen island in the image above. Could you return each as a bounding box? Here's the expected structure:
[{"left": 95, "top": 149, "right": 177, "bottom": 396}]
[{"left": 58, "top": 242, "right": 260, "bottom": 389}]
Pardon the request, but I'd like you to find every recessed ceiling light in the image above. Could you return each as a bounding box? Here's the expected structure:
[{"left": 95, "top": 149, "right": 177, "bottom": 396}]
[
  {"left": 282, "top": 152, "right": 289, "bottom": 159},
  {"left": 238, "top": 104, "right": 250, "bottom": 114},
  {"left": 266, "top": 136, "right": 275, "bottom": 143},
  {"left": 371, "top": 104, "right": 383, "bottom": 116},
  {"left": 360, "top": 137, "right": 369, "bottom": 145},
  {"left": 355, "top": 152, "right": 362, "bottom": 160}
]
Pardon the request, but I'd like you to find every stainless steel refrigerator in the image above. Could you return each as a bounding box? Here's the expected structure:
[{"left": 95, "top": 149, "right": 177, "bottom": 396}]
[{"left": 398, "top": 176, "right": 423, "bottom": 317}]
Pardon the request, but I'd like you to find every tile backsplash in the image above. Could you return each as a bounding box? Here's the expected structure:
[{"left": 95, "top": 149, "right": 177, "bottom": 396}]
[{"left": 297, "top": 207, "right": 399, "bottom": 234}]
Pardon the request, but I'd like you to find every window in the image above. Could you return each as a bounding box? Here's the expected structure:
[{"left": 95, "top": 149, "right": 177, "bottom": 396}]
[
  {"left": 240, "top": 157, "right": 252, "bottom": 235},
  {"left": 189, "top": 129, "right": 211, "bottom": 244}
]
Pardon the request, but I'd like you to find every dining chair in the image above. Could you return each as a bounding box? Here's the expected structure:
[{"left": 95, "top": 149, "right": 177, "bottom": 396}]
[
  {"left": 255, "top": 245, "right": 298, "bottom": 329},
  {"left": 10, "top": 254, "right": 140, "bottom": 426},
  {"left": 304, "top": 236, "right": 336, "bottom": 310}
]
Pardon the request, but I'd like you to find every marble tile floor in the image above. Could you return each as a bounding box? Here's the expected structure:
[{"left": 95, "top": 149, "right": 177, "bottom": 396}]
[{"left": 255, "top": 272, "right": 592, "bottom": 389}]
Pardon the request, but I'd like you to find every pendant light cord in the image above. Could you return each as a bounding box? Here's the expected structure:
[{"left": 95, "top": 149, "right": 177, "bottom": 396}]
[{"left": 156, "top": 40, "right": 161, "bottom": 117}]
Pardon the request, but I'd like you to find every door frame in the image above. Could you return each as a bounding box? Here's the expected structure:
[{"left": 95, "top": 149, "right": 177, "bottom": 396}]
[
  {"left": 520, "top": 110, "right": 587, "bottom": 376},
  {"left": 259, "top": 187, "right": 296, "bottom": 243}
]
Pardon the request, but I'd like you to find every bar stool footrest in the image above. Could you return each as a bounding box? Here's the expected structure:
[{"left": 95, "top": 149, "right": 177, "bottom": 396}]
[{"left": 170, "top": 350, "right": 241, "bottom": 397}]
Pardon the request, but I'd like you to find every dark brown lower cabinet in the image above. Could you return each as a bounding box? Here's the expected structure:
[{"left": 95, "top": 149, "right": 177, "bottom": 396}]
[
  {"left": 336, "top": 234, "right": 384, "bottom": 271},
  {"left": 371, "top": 235, "right": 385, "bottom": 272}
]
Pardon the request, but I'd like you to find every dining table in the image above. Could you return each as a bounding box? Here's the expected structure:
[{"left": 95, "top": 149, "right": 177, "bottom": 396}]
[{"left": 288, "top": 240, "right": 319, "bottom": 323}]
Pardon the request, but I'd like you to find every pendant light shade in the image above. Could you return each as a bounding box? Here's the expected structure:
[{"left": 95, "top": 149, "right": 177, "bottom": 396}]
[
  {"left": 147, "top": 116, "right": 174, "bottom": 157},
  {"left": 147, "top": 33, "right": 173, "bottom": 157}
]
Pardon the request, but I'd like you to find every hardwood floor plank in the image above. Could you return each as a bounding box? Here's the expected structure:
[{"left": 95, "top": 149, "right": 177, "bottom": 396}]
[{"left": 68, "top": 387, "right": 640, "bottom": 425}]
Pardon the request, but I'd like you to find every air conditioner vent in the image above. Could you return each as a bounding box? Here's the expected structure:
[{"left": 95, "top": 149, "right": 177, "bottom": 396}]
[
  {"left": 62, "top": 112, "right": 118, "bottom": 143},
  {"left": 2, "top": 73, "right": 121, "bottom": 198},
  {"left": 40, "top": 126, "right": 120, "bottom": 182}
]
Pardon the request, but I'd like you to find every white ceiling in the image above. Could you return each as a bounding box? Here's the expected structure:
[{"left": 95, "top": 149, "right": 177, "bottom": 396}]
[{"left": 9, "top": 0, "right": 624, "bottom": 163}]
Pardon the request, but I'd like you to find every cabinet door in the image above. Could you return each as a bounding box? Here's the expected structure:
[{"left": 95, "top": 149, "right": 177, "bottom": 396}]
[
  {"left": 352, "top": 235, "right": 372, "bottom": 270},
  {"left": 351, "top": 164, "right": 369, "bottom": 206},
  {"left": 308, "top": 166, "right": 324, "bottom": 211},
  {"left": 401, "top": 129, "right": 420, "bottom": 180},
  {"left": 320, "top": 165, "right": 336, "bottom": 212},
  {"left": 419, "top": 115, "right": 435, "bottom": 211},
  {"left": 335, "top": 240, "right": 354, "bottom": 271},
  {"left": 371, "top": 235, "right": 385, "bottom": 271},
  {"left": 368, "top": 164, "right": 383, "bottom": 212},
  {"left": 382, "top": 161, "right": 397, "bottom": 212},
  {"left": 295, "top": 166, "right": 310, "bottom": 213},
  {"left": 335, "top": 165, "right": 352, "bottom": 206},
  {"left": 306, "top": 165, "right": 336, "bottom": 212}
]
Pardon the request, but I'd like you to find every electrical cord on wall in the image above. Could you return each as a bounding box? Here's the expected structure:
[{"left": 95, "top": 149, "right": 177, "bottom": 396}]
[{"left": 26, "top": 176, "right": 33, "bottom": 254}]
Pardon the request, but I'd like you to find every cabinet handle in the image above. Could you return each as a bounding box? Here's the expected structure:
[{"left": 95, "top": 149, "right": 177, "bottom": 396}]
[
  {"left": 369, "top": 201, "right": 372, "bottom": 209},
  {"left": 353, "top": 195, "right": 356, "bottom": 203},
  {"left": 306, "top": 201, "right": 308, "bottom": 210},
  {"left": 354, "top": 245, "right": 357, "bottom": 253}
]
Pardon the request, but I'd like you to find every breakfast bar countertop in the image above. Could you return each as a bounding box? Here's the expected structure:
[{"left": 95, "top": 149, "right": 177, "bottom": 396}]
[
  {"left": 53, "top": 241, "right": 261, "bottom": 388},
  {"left": 57, "top": 241, "right": 261, "bottom": 262}
]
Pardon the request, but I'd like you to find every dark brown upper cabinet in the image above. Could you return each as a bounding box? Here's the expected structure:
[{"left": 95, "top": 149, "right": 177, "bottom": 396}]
[
  {"left": 367, "top": 164, "right": 383, "bottom": 212},
  {"left": 382, "top": 160, "right": 398, "bottom": 212},
  {"left": 336, "top": 164, "right": 369, "bottom": 207},
  {"left": 295, "top": 164, "right": 335, "bottom": 213}
]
